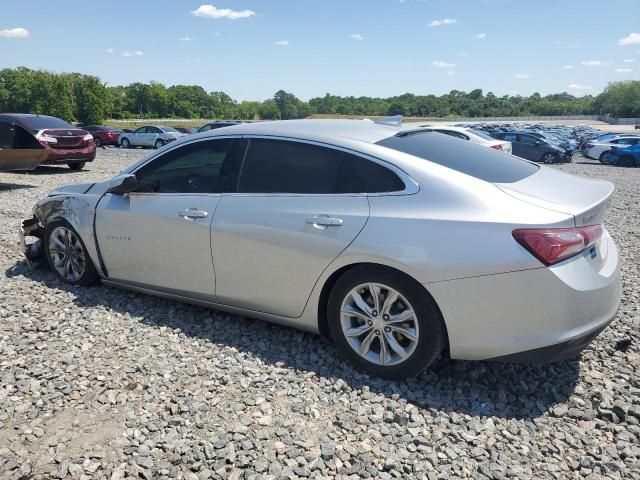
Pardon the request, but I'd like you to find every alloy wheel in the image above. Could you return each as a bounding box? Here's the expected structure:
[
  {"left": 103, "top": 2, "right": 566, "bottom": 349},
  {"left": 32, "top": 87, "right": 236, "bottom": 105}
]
[
  {"left": 48, "top": 226, "right": 86, "bottom": 282},
  {"left": 340, "top": 283, "right": 419, "bottom": 366}
]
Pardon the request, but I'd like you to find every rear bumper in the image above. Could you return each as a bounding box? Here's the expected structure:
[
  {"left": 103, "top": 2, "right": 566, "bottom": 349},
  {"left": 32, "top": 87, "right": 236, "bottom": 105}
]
[
  {"left": 427, "top": 230, "right": 621, "bottom": 362},
  {"left": 44, "top": 147, "right": 96, "bottom": 163}
]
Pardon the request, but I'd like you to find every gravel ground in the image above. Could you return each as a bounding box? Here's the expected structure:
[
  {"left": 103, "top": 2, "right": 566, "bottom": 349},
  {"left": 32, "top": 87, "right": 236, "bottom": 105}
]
[{"left": 0, "top": 148, "right": 638, "bottom": 480}]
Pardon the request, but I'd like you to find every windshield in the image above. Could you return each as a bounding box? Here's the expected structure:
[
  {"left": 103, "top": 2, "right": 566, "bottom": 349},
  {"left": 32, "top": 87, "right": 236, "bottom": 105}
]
[
  {"left": 376, "top": 131, "right": 539, "bottom": 183},
  {"left": 469, "top": 129, "right": 496, "bottom": 141},
  {"left": 19, "top": 116, "right": 73, "bottom": 131}
]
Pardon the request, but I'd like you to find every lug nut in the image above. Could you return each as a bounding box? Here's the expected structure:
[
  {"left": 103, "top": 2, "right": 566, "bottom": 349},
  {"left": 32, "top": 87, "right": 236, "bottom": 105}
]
[
  {"left": 383, "top": 314, "right": 390, "bottom": 321},
  {"left": 374, "top": 330, "right": 380, "bottom": 335},
  {"left": 372, "top": 310, "right": 378, "bottom": 317},
  {"left": 367, "top": 320, "right": 373, "bottom": 326},
  {"left": 384, "top": 327, "right": 391, "bottom": 333}
]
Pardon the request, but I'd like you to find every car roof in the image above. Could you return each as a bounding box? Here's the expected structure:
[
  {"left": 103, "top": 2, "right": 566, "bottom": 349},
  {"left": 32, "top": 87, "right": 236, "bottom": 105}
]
[{"left": 200, "top": 119, "right": 404, "bottom": 144}]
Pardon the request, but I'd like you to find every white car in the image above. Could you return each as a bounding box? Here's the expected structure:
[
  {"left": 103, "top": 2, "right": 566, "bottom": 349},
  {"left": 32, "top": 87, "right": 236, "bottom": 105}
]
[
  {"left": 418, "top": 125, "right": 512, "bottom": 154},
  {"left": 585, "top": 136, "right": 640, "bottom": 161},
  {"left": 119, "top": 126, "right": 187, "bottom": 149}
]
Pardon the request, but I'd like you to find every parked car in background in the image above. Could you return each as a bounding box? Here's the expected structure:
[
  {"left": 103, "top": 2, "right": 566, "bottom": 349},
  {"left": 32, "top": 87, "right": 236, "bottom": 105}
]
[
  {"left": 0, "top": 114, "right": 95, "bottom": 170},
  {"left": 175, "top": 127, "right": 198, "bottom": 135},
  {"left": 118, "top": 126, "right": 187, "bottom": 149},
  {"left": 0, "top": 116, "right": 50, "bottom": 171},
  {"left": 491, "top": 131, "right": 570, "bottom": 163},
  {"left": 418, "top": 125, "right": 512, "bottom": 154},
  {"left": 20, "top": 119, "right": 620, "bottom": 379},
  {"left": 601, "top": 144, "right": 640, "bottom": 167},
  {"left": 82, "top": 125, "right": 120, "bottom": 147},
  {"left": 584, "top": 136, "right": 640, "bottom": 161},
  {"left": 197, "top": 120, "right": 242, "bottom": 133}
]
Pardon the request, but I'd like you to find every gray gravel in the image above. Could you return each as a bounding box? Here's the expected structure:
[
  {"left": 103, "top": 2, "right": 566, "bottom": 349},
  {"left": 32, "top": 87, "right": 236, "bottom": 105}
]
[{"left": 0, "top": 148, "right": 639, "bottom": 480}]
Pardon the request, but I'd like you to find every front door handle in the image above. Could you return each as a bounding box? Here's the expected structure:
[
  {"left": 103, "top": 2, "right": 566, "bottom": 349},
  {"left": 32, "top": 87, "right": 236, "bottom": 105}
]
[
  {"left": 306, "top": 216, "right": 344, "bottom": 228},
  {"left": 179, "top": 208, "right": 208, "bottom": 219}
]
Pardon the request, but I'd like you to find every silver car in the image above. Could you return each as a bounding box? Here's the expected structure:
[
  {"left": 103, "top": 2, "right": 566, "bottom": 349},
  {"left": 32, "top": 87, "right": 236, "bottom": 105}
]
[
  {"left": 19, "top": 119, "right": 621, "bottom": 379},
  {"left": 119, "top": 125, "right": 186, "bottom": 149}
]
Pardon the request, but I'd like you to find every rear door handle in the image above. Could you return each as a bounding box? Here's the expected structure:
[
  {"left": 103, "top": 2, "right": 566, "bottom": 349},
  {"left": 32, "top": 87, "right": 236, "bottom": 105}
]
[
  {"left": 306, "top": 216, "right": 344, "bottom": 227},
  {"left": 179, "top": 208, "right": 208, "bottom": 219}
]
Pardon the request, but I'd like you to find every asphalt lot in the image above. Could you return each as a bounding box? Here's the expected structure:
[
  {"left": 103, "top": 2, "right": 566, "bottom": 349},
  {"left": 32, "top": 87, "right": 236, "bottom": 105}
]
[{"left": 0, "top": 147, "right": 639, "bottom": 479}]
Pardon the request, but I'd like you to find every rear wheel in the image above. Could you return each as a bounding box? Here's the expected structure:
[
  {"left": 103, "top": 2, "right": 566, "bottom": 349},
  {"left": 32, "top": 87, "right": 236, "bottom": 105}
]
[
  {"left": 94, "top": 137, "right": 101, "bottom": 148},
  {"left": 67, "top": 162, "right": 85, "bottom": 171},
  {"left": 44, "top": 221, "right": 99, "bottom": 286},
  {"left": 620, "top": 155, "right": 635, "bottom": 167},
  {"left": 328, "top": 266, "right": 445, "bottom": 379},
  {"left": 542, "top": 152, "right": 558, "bottom": 164},
  {"left": 598, "top": 152, "right": 608, "bottom": 163},
  {"left": 154, "top": 139, "right": 165, "bottom": 149},
  {"left": 120, "top": 138, "right": 130, "bottom": 149}
]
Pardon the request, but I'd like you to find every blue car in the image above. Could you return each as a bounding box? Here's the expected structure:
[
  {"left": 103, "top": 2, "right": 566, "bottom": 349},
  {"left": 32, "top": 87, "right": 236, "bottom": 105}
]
[{"left": 601, "top": 143, "right": 640, "bottom": 167}]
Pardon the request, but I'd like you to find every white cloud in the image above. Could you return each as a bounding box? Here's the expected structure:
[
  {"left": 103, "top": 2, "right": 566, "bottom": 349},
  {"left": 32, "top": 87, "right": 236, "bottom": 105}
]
[
  {"left": 122, "top": 50, "right": 143, "bottom": 57},
  {"left": 618, "top": 32, "right": 640, "bottom": 46},
  {"left": 624, "top": 58, "right": 636, "bottom": 63},
  {"left": 274, "top": 40, "right": 289, "bottom": 46},
  {"left": 428, "top": 18, "right": 457, "bottom": 27},
  {"left": 0, "top": 27, "right": 29, "bottom": 38},
  {"left": 514, "top": 73, "right": 529, "bottom": 79},
  {"left": 190, "top": 4, "right": 255, "bottom": 20},
  {"left": 561, "top": 65, "right": 574, "bottom": 70},
  {"left": 475, "top": 33, "right": 486, "bottom": 39},
  {"left": 105, "top": 48, "right": 115, "bottom": 54},
  {"left": 349, "top": 33, "right": 364, "bottom": 40},
  {"left": 568, "top": 83, "right": 592, "bottom": 91},
  {"left": 432, "top": 60, "right": 456, "bottom": 68},
  {"left": 581, "top": 60, "right": 603, "bottom": 66},
  {"left": 616, "top": 68, "right": 632, "bottom": 73},
  {"left": 179, "top": 36, "right": 194, "bottom": 41}
]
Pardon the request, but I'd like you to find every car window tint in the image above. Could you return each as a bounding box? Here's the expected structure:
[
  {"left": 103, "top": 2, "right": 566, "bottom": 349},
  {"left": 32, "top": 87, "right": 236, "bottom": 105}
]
[
  {"left": 436, "top": 130, "right": 469, "bottom": 140},
  {"left": 0, "top": 121, "right": 14, "bottom": 149},
  {"left": 503, "top": 133, "right": 517, "bottom": 142},
  {"left": 135, "top": 139, "right": 235, "bottom": 194},
  {"left": 376, "top": 131, "right": 539, "bottom": 183},
  {"left": 237, "top": 139, "right": 404, "bottom": 194},
  {"left": 519, "top": 135, "right": 538, "bottom": 145}
]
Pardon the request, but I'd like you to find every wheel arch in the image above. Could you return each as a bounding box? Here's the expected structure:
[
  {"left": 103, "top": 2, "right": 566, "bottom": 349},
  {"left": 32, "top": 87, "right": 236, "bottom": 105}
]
[{"left": 316, "top": 261, "right": 450, "bottom": 355}]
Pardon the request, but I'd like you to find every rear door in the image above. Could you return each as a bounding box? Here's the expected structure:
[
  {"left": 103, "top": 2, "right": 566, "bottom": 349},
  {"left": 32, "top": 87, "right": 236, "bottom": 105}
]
[
  {"left": 517, "top": 134, "right": 542, "bottom": 161},
  {"left": 130, "top": 127, "right": 147, "bottom": 146},
  {"left": 211, "top": 138, "right": 405, "bottom": 317}
]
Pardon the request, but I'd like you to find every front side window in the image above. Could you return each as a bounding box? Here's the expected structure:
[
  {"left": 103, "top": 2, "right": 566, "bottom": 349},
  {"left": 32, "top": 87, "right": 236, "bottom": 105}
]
[
  {"left": 134, "top": 127, "right": 147, "bottom": 134},
  {"left": 135, "top": 139, "right": 238, "bottom": 194},
  {"left": 519, "top": 135, "right": 539, "bottom": 145},
  {"left": 237, "top": 139, "right": 405, "bottom": 194}
]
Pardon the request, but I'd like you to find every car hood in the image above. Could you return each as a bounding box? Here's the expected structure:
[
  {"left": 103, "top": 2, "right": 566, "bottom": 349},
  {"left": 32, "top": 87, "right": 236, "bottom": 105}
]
[{"left": 49, "top": 181, "right": 97, "bottom": 196}]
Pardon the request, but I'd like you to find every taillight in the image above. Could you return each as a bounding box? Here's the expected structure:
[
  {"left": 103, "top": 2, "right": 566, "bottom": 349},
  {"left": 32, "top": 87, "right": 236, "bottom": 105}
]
[
  {"left": 39, "top": 134, "right": 58, "bottom": 145},
  {"left": 490, "top": 144, "right": 503, "bottom": 151},
  {"left": 83, "top": 133, "right": 94, "bottom": 143},
  {"left": 512, "top": 225, "right": 602, "bottom": 266}
]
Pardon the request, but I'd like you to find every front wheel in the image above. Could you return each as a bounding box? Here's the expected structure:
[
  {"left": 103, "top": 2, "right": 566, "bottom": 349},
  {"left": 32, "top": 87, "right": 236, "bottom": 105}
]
[
  {"left": 67, "top": 162, "right": 85, "bottom": 171},
  {"left": 43, "top": 222, "right": 99, "bottom": 286},
  {"left": 328, "top": 266, "right": 445, "bottom": 379},
  {"left": 542, "top": 152, "right": 558, "bottom": 164},
  {"left": 120, "top": 138, "right": 130, "bottom": 148}
]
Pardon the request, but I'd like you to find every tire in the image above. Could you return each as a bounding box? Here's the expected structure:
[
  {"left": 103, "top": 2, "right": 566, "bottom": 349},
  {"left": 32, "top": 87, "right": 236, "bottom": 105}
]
[
  {"left": 542, "top": 152, "right": 558, "bottom": 164},
  {"left": 620, "top": 156, "right": 635, "bottom": 168},
  {"left": 94, "top": 137, "right": 101, "bottom": 148},
  {"left": 327, "top": 266, "right": 445, "bottom": 379},
  {"left": 67, "top": 162, "right": 85, "bottom": 171},
  {"left": 120, "top": 138, "right": 130, "bottom": 149},
  {"left": 598, "top": 152, "right": 608, "bottom": 164},
  {"left": 43, "top": 221, "right": 99, "bottom": 286},
  {"left": 154, "top": 139, "right": 165, "bottom": 149}
]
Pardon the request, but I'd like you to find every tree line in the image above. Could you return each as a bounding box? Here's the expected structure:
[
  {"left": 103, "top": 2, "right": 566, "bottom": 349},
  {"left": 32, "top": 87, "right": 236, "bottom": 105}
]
[{"left": 0, "top": 67, "right": 638, "bottom": 125}]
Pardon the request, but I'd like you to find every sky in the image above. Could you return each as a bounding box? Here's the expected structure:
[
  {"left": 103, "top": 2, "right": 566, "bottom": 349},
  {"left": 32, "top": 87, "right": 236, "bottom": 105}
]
[{"left": 0, "top": 0, "right": 639, "bottom": 101}]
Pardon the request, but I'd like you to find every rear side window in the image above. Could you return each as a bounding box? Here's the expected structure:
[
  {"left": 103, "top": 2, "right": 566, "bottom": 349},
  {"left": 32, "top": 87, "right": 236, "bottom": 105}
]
[
  {"left": 376, "top": 131, "right": 539, "bottom": 183},
  {"left": 238, "top": 139, "right": 405, "bottom": 194}
]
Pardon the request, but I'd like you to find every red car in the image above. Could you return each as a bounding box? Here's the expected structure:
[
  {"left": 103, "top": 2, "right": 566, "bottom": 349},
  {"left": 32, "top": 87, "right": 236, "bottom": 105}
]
[
  {"left": 82, "top": 125, "right": 121, "bottom": 147},
  {"left": 0, "top": 114, "right": 95, "bottom": 170}
]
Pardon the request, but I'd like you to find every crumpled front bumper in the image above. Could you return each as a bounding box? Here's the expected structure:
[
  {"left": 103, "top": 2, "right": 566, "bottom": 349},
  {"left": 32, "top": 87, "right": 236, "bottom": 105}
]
[{"left": 18, "top": 217, "right": 44, "bottom": 268}]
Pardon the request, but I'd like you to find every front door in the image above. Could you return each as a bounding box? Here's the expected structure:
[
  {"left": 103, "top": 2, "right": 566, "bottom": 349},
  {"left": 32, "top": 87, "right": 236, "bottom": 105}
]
[
  {"left": 95, "top": 137, "right": 241, "bottom": 298},
  {"left": 211, "top": 138, "right": 373, "bottom": 317}
]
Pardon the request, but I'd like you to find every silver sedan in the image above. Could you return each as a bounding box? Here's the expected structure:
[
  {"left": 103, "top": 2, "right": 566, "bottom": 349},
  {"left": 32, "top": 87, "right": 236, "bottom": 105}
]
[
  {"left": 20, "top": 119, "right": 621, "bottom": 378},
  {"left": 119, "top": 125, "right": 186, "bottom": 149}
]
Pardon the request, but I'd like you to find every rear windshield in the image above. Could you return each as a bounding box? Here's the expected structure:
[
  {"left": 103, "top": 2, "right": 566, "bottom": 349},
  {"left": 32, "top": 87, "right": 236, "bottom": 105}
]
[
  {"left": 160, "top": 126, "right": 179, "bottom": 133},
  {"left": 19, "top": 116, "right": 73, "bottom": 131},
  {"left": 469, "top": 129, "right": 495, "bottom": 141},
  {"left": 376, "top": 131, "right": 539, "bottom": 183}
]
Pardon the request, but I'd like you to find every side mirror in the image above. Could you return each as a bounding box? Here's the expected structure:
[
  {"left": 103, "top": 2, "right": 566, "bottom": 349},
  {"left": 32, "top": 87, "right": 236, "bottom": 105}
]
[{"left": 107, "top": 174, "right": 138, "bottom": 195}]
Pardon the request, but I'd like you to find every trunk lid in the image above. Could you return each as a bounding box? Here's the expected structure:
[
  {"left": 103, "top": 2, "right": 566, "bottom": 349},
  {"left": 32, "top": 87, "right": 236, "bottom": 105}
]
[
  {"left": 41, "top": 129, "right": 89, "bottom": 149},
  {"left": 495, "top": 166, "right": 613, "bottom": 227}
]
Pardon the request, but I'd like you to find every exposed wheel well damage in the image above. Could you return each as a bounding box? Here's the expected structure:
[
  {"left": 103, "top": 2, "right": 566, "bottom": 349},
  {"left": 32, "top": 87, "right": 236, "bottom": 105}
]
[{"left": 317, "top": 262, "right": 450, "bottom": 356}]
